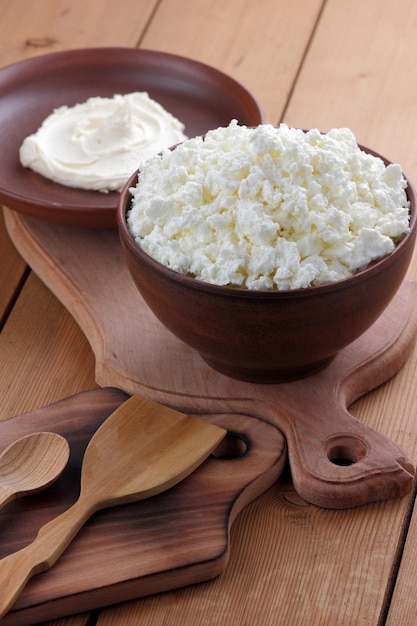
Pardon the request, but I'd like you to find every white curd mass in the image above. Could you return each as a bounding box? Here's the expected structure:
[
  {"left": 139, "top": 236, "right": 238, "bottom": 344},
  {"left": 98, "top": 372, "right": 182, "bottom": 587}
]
[
  {"left": 19, "top": 92, "right": 187, "bottom": 192},
  {"left": 127, "top": 121, "right": 410, "bottom": 290}
]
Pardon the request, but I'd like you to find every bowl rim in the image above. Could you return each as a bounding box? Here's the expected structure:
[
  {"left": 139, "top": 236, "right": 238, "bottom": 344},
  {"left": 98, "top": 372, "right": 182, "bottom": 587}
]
[{"left": 117, "top": 141, "right": 417, "bottom": 299}]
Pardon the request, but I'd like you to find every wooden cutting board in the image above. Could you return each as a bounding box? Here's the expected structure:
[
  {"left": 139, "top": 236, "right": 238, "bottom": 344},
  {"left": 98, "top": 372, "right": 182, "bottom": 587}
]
[
  {"left": 0, "top": 387, "right": 286, "bottom": 625},
  {"left": 4, "top": 207, "right": 417, "bottom": 509}
]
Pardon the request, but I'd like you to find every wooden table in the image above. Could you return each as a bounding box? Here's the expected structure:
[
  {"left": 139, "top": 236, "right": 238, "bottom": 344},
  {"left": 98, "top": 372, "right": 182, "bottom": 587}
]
[{"left": 1, "top": 0, "right": 417, "bottom": 624}]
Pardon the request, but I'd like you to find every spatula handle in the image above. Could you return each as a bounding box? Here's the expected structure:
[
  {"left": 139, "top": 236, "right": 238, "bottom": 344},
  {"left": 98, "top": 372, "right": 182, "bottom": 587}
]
[{"left": 0, "top": 499, "right": 90, "bottom": 618}]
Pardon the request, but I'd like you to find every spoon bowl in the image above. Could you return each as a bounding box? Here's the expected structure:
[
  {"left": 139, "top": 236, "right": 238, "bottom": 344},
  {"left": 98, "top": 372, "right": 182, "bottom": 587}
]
[{"left": 0, "top": 432, "right": 70, "bottom": 509}]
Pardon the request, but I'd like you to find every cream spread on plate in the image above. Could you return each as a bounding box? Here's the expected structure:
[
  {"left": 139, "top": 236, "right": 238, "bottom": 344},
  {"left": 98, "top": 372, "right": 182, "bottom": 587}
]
[
  {"left": 19, "top": 92, "right": 187, "bottom": 193},
  {"left": 127, "top": 121, "right": 410, "bottom": 290}
]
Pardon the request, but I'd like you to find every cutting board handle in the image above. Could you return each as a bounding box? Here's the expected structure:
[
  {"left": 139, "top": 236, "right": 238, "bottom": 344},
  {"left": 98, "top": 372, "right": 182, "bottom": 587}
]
[
  {"left": 254, "top": 280, "right": 417, "bottom": 508},
  {"left": 275, "top": 399, "right": 414, "bottom": 509}
]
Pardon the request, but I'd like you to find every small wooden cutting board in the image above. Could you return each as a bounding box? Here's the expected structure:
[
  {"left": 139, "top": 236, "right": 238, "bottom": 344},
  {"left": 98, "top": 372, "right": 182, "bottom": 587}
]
[
  {"left": 0, "top": 387, "right": 286, "bottom": 625},
  {"left": 4, "top": 208, "right": 417, "bottom": 509}
]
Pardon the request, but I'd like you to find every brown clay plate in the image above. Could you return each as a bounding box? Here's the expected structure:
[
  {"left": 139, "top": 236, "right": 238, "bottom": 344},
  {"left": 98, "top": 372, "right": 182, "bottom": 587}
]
[{"left": 0, "top": 47, "right": 263, "bottom": 229}]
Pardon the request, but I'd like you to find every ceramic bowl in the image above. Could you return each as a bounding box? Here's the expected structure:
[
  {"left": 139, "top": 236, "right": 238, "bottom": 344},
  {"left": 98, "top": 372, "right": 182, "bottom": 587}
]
[
  {"left": 117, "top": 149, "right": 417, "bottom": 383},
  {"left": 0, "top": 48, "right": 263, "bottom": 228}
]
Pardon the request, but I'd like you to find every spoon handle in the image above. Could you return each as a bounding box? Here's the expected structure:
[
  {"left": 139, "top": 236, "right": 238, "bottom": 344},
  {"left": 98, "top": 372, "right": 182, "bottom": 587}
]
[{"left": 0, "top": 498, "right": 91, "bottom": 618}]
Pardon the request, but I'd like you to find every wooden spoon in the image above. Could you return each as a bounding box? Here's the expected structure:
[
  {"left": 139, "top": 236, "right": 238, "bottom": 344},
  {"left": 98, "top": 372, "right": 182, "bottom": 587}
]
[
  {"left": 0, "top": 394, "right": 226, "bottom": 618},
  {"left": 0, "top": 432, "right": 70, "bottom": 510}
]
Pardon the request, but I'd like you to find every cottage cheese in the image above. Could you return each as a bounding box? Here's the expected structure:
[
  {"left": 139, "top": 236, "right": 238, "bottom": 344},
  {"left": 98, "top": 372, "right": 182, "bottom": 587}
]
[
  {"left": 19, "top": 92, "right": 187, "bottom": 193},
  {"left": 127, "top": 121, "right": 410, "bottom": 290}
]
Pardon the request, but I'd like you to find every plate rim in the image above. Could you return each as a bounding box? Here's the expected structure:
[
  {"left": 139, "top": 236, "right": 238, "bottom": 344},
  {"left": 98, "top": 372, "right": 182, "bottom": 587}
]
[{"left": 0, "top": 47, "right": 264, "bottom": 229}]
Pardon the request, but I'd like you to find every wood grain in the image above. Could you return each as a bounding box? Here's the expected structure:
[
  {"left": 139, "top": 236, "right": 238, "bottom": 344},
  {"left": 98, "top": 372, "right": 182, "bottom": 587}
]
[
  {"left": 0, "top": 272, "right": 98, "bottom": 419},
  {"left": 141, "top": 0, "right": 325, "bottom": 124},
  {"left": 0, "top": 389, "right": 286, "bottom": 625},
  {"left": 1, "top": 0, "right": 156, "bottom": 65},
  {"left": 284, "top": 0, "right": 417, "bottom": 175},
  {"left": 386, "top": 492, "right": 417, "bottom": 625},
  {"left": 0, "top": 212, "right": 27, "bottom": 326},
  {"left": 97, "top": 481, "right": 410, "bottom": 626},
  {"left": 0, "top": 432, "right": 69, "bottom": 508}
]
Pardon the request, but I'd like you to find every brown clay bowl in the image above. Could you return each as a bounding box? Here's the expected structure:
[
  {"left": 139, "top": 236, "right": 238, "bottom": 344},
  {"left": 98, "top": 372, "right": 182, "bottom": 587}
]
[
  {"left": 0, "top": 48, "right": 263, "bottom": 229},
  {"left": 117, "top": 149, "right": 417, "bottom": 384}
]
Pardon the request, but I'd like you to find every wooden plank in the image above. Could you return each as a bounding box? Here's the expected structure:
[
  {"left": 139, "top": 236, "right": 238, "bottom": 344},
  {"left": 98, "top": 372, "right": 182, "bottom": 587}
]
[
  {"left": 42, "top": 616, "right": 91, "bottom": 626},
  {"left": 386, "top": 494, "right": 417, "bottom": 626},
  {"left": 0, "top": 210, "right": 27, "bottom": 326},
  {"left": 142, "top": 0, "right": 325, "bottom": 123},
  {"left": 0, "top": 273, "right": 98, "bottom": 420},
  {"left": 1, "top": 0, "right": 157, "bottom": 65},
  {"left": 95, "top": 476, "right": 414, "bottom": 626},
  {"left": 284, "top": 0, "right": 417, "bottom": 171},
  {"left": 283, "top": 3, "right": 417, "bottom": 621}
]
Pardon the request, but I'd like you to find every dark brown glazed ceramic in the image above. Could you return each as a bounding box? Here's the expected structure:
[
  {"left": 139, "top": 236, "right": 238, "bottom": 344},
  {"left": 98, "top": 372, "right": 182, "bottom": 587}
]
[
  {"left": 0, "top": 48, "right": 263, "bottom": 229},
  {"left": 117, "top": 150, "right": 417, "bottom": 383}
]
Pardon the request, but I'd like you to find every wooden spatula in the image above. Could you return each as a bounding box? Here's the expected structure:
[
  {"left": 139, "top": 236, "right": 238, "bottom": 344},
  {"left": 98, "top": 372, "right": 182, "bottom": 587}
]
[{"left": 0, "top": 394, "right": 226, "bottom": 619}]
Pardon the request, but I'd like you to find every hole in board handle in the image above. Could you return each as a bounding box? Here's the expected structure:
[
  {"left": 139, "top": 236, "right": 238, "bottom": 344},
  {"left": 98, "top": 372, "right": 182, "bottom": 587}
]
[
  {"left": 326, "top": 435, "right": 367, "bottom": 467},
  {"left": 211, "top": 431, "right": 249, "bottom": 460}
]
